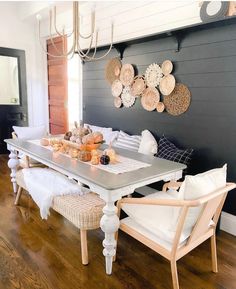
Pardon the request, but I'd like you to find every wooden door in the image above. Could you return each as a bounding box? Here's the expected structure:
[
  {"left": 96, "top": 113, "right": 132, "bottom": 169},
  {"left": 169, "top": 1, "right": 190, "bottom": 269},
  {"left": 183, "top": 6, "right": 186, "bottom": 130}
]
[{"left": 47, "top": 36, "right": 68, "bottom": 134}]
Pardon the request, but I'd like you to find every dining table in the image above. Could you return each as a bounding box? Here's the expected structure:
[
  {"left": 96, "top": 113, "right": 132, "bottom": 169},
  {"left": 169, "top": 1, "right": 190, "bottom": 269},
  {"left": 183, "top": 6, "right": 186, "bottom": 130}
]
[{"left": 5, "top": 138, "right": 186, "bottom": 275}]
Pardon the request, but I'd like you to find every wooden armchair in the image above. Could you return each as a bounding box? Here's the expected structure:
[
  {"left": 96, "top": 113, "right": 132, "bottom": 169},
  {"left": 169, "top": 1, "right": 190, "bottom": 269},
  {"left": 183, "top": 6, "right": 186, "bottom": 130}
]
[{"left": 116, "top": 181, "right": 236, "bottom": 289}]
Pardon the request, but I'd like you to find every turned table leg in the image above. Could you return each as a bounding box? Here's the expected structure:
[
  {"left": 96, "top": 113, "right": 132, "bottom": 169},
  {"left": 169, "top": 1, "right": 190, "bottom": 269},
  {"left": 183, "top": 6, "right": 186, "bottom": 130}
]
[
  {"left": 100, "top": 201, "right": 120, "bottom": 275},
  {"left": 7, "top": 147, "right": 19, "bottom": 194}
]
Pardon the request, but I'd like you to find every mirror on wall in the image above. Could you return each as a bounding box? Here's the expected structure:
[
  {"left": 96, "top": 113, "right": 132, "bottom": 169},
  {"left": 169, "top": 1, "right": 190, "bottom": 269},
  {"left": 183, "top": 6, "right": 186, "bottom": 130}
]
[{"left": 0, "top": 55, "right": 20, "bottom": 105}]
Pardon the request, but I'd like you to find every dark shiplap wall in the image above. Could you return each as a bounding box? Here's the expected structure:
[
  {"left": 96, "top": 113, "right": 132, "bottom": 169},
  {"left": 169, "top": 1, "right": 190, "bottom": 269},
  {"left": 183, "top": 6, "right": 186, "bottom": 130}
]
[{"left": 83, "top": 21, "right": 236, "bottom": 215}]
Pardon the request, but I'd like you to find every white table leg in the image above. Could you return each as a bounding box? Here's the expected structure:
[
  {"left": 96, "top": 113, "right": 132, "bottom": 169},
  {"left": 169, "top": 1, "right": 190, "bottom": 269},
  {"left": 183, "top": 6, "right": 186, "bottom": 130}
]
[
  {"left": 100, "top": 201, "right": 120, "bottom": 275},
  {"left": 7, "top": 148, "right": 19, "bottom": 193}
]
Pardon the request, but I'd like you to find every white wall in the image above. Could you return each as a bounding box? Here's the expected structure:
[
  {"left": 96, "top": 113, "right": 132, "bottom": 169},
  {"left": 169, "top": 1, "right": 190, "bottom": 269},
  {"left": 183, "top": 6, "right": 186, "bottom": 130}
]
[
  {"left": 0, "top": 2, "right": 48, "bottom": 127},
  {"left": 39, "top": 1, "right": 202, "bottom": 49}
]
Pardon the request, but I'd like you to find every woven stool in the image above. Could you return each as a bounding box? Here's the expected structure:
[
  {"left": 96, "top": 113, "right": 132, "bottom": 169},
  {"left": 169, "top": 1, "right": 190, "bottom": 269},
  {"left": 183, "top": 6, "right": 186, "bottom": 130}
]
[{"left": 15, "top": 169, "right": 105, "bottom": 265}]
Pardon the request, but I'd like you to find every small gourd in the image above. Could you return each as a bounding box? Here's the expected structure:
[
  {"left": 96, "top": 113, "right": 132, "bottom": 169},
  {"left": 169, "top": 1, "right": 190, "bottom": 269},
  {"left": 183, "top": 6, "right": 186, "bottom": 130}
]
[
  {"left": 100, "top": 153, "right": 110, "bottom": 165},
  {"left": 103, "top": 143, "right": 116, "bottom": 163},
  {"left": 69, "top": 148, "right": 79, "bottom": 158}
]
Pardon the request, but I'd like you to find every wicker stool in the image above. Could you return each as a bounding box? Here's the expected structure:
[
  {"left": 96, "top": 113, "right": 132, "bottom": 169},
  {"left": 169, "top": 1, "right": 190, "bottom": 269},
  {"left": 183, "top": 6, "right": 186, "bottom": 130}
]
[{"left": 15, "top": 169, "right": 105, "bottom": 265}]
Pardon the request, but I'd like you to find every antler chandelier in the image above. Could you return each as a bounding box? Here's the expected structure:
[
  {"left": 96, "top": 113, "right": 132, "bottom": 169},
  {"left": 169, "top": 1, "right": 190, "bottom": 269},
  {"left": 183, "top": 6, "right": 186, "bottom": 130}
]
[{"left": 37, "top": 1, "right": 113, "bottom": 61}]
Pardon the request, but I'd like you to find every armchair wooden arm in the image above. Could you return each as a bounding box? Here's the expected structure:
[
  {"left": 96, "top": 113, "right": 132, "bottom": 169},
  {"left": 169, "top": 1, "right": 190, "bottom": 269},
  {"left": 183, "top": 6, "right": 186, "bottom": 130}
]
[{"left": 118, "top": 183, "right": 236, "bottom": 208}]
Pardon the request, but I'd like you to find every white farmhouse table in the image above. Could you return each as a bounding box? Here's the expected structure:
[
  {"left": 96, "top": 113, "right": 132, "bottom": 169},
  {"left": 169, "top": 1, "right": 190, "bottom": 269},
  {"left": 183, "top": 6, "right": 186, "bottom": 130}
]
[{"left": 5, "top": 138, "right": 186, "bottom": 275}]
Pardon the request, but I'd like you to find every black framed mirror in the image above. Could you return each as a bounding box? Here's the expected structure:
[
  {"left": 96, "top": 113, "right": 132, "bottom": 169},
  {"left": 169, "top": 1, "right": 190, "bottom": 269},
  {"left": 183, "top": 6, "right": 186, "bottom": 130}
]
[
  {"left": 0, "top": 47, "right": 28, "bottom": 153},
  {"left": 0, "top": 54, "right": 20, "bottom": 105}
]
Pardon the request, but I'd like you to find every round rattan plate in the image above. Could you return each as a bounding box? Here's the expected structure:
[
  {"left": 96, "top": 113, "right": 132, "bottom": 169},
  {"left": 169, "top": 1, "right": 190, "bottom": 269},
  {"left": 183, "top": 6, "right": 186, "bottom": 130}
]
[
  {"left": 111, "top": 79, "right": 123, "bottom": 97},
  {"left": 131, "top": 75, "right": 146, "bottom": 97},
  {"left": 141, "top": 87, "right": 160, "bottom": 111},
  {"left": 121, "top": 86, "right": 136, "bottom": 108},
  {"left": 105, "top": 58, "right": 122, "bottom": 84},
  {"left": 161, "top": 60, "right": 173, "bottom": 75},
  {"left": 145, "top": 63, "right": 163, "bottom": 87},
  {"left": 156, "top": 102, "right": 165, "bottom": 113},
  {"left": 159, "top": 74, "right": 176, "bottom": 96},
  {"left": 120, "top": 64, "right": 135, "bottom": 86},
  {"left": 114, "top": 96, "right": 122, "bottom": 108},
  {"left": 163, "top": 83, "right": 191, "bottom": 116}
]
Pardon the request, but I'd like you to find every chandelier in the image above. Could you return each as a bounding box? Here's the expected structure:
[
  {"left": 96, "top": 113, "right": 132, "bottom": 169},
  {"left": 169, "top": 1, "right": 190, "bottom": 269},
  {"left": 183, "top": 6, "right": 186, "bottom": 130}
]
[{"left": 37, "top": 1, "right": 114, "bottom": 61}]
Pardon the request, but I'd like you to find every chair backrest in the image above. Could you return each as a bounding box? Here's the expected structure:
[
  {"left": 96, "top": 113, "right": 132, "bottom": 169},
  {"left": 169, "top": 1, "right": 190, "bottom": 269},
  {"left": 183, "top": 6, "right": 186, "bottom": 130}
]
[{"left": 172, "top": 183, "right": 235, "bottom": 255}]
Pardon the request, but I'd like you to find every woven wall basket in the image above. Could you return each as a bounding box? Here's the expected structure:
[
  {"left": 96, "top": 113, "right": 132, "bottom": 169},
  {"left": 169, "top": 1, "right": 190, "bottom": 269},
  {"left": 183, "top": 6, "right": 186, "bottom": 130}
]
[
  {"left": 111, "top": 79, "right": 123, "bottom": 97},
  {"left": 156, "top": 102, "right": 165, "bottom": 113},
  {"left": 131, "top": 75, "right": 146, "bottom": 97},
  {"left": 159, "top": 74, "right": 176, "bottom": 96},
  {"left": 114, "top": 96, "right": 122, "bottom": 108},
  {"left": 105, "top": 58, "right": 122, "bottom": 84},
  {"left": 161, "top": 60, "right": 173, "bottom": 75},
  {"left": 145, "top": 63, "right": 163, "bottom": 87},
  {"left": 141, "top": 87, "right": 160, "bottom": 111},
  {"left": 120, "top": 64, "right": 135, "bottom": 86},
  {"left": 163, "top": 83, "right": 191, "bottom": 116}
]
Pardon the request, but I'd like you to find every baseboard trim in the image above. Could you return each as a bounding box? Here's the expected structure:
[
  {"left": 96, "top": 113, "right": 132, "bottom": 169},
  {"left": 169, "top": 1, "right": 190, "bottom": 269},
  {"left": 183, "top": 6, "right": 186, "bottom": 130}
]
[{"left": 220, "top": 212, "right": 236, "bottom": 236}]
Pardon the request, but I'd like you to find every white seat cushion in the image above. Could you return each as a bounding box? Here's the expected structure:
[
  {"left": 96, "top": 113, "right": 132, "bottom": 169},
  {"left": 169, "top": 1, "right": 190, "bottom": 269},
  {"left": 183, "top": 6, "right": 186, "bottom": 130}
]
[
  {"left": 121, "top": 217, "right": 189, "bottom": 251},
  {"left": 122, "top": 191, "right": 184, "bottom": 244}
]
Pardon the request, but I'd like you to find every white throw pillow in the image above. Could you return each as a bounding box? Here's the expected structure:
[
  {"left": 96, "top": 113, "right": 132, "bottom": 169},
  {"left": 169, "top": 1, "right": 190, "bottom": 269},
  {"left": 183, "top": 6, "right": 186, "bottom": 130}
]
[
  {"left": 13, "top": 125, "right": 47, "bottom": 140},
  {"left": 114, "top": 131, "right": 141, "bottom": 152},
  {"left": 103, "top": 130, "right": 119, "bottom": 145},
  {"left": 172, "top": 164, "right": 227, "bottom": 231},
  {"left": 138, "top": 130, "right": 158, "bottom": 155}
]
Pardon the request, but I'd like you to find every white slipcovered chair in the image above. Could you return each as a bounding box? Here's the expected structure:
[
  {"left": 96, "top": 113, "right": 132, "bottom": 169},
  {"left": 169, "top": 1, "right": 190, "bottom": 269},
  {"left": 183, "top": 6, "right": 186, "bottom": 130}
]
[
  {"left": 12, "top": 125, "right": 47, "bottom": 168},
  {"left": 116, "top": 166, "right": 235, "bottom": 289}
]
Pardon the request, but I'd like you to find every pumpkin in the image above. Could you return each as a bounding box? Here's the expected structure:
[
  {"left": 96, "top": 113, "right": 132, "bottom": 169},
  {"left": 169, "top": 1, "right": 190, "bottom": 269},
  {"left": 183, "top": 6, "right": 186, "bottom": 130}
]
[
  {"left": 40, "top": 138, "right": 49, "bottom": 146},
  {"left": 78, "top": 150, "right": 92, "bottom": 162},
  {"left": 93, "top": 132, "right": 103, "bottom": 143}
]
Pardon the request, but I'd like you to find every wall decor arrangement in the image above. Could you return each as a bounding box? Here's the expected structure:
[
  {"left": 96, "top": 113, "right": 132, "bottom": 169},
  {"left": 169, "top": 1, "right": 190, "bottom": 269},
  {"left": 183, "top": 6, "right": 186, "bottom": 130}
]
[{"left": 106, "top": 57, "right": 191, "bottom": 116}]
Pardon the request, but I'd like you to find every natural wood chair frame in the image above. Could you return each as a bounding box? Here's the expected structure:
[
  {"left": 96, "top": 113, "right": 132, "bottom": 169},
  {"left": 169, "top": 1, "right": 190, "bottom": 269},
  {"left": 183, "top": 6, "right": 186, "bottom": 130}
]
[{"left": 116, "top": 182, "right": 236, "bottom": 289}]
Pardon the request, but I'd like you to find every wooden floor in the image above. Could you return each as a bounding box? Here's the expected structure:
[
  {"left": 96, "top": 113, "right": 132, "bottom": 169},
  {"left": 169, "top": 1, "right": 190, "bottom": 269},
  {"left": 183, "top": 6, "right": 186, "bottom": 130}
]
[{"left": 0, "top": 155, "right": 236, "bottom": 289}]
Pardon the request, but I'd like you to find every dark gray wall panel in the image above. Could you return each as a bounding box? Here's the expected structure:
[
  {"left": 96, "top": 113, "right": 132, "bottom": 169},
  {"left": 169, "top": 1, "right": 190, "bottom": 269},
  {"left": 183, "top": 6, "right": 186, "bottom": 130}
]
[{"left": 83, "top": 21, "right": 236, "bottom": 215}]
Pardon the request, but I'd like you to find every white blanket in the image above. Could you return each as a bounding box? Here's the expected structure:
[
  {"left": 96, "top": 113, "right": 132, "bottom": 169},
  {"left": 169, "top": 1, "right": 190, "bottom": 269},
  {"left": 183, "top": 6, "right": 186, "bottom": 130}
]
[{"left": 22, "top": 168, "right": 89, "bottom": 219}]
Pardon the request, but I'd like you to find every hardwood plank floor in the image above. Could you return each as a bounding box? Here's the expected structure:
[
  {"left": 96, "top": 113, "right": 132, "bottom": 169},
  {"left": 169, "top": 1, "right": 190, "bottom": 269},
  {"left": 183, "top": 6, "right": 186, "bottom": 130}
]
[{"left": 0, "top": 154, "right": 235, "bottom": 289}]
